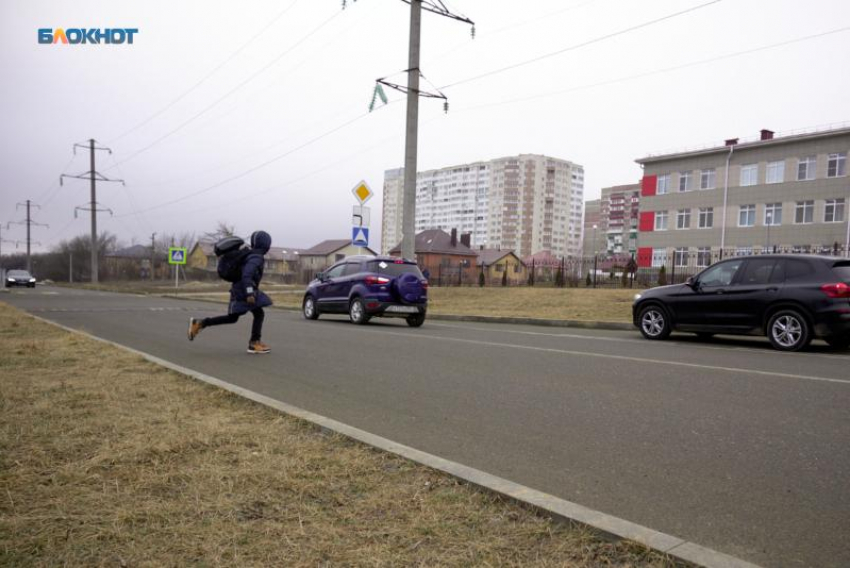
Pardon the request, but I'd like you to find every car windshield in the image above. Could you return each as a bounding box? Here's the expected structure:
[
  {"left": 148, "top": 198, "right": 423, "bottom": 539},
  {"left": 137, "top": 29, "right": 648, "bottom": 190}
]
[
  {"left": 8, "top": 270, "right": 32, "bottom": 278},
  {"left": 366, "top": 261, "right": 423, "bottom": 279}
]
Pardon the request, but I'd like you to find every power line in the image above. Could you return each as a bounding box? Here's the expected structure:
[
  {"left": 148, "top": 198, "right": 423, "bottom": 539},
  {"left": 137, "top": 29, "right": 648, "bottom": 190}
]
[
  {"left": 114, "top": 103, "right": 391, "bottom": 218},
  {"left": 451, "top": 26, "right": 850, "bottom": 113},
  {"left": 439, "top": 0, "right": 723, "bottom": 90},
  {"left": 106, "top": 7, "right": 346, "bottom": 171},
  {"left": 108, "top": 0, "right": 301, "bottom": 144}
]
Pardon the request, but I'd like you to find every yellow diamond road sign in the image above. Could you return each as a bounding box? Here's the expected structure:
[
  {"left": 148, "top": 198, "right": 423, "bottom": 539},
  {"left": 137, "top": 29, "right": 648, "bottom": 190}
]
[{"left": 351, "top": 180, "right": 373, "bottom": 205}]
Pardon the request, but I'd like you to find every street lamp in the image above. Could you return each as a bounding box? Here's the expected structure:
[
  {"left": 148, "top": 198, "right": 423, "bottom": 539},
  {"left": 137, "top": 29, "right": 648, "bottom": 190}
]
[{"left": 592, "top": 224, "right": 598, "bottom": 288}]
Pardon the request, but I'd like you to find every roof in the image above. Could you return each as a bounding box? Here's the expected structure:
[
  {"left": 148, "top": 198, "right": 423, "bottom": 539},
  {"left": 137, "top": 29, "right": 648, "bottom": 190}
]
[
  {"left": 301, "top": 239, "right": 377, "bottom": 257},
  {"left": 192, "top": 241, "right": 215, "bottom": 256},
  {"left": 266, "top": 247, "right": 305, "bottom": 262},
  {"left": 105, "top": 244, "right": 153, "bottom": 259},
  {"left": 477, "top": 249, "right": 523, "bottom": 267},
  {"left": 522, "top": 250, "right": 561, "bottom": 267},
  {"left": 636, "top": 125, "right": 850, "bottom": 165},
  {"left": 388, "top": 229, "right": 478, "bottom": 257}
]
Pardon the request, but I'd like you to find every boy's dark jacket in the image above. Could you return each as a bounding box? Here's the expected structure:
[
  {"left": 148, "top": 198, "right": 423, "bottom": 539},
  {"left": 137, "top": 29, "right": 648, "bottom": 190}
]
[{"left": 228, "top": 231, "right": 273, "bottom": 315}]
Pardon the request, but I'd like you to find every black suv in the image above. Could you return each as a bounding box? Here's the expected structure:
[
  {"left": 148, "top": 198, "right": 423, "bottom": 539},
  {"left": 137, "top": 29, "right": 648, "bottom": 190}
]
[
  {"left": 303, "top": 255, "right": 428, "bottom": 326},
  {"left": 633, "top": 255, "right": 850, "bottom": 351}
]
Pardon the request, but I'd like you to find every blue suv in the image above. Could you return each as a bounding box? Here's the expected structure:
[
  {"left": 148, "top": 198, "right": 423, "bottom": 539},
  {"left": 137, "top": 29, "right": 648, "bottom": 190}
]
[{"left": 302, "top": 255, "right": 428, "bottom": 326}]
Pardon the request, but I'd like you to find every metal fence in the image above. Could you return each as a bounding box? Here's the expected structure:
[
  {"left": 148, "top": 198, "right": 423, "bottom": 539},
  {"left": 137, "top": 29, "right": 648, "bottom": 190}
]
[{"left": 428, "top": 245, "right": 850, "bottom": 289}]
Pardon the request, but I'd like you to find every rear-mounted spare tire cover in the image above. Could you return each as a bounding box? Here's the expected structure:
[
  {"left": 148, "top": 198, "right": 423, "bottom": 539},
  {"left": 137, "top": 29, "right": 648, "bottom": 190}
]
[{"left": 394, "top": 272, "right": 423, "bottom": 304}]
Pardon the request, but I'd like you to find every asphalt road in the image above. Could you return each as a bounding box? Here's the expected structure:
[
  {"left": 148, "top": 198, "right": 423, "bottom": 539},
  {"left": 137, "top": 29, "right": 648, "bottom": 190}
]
[{"left": 4, "top": 286, "right": 849, "bottom": 567}]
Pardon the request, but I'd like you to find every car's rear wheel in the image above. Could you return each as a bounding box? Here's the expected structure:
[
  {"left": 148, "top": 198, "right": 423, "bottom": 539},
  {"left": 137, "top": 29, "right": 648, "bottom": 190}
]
[
  {"left": 767, "top": 310, "right": 811, "bottom": 352},
  {"left": 349, "top": 298, "right": 370, "bottom": 325},
  {"left": 302, "top": 295, "right": 319, "bottom": 320},
  {"left": 638, "top": 305, "right": 671, "bottom": 340},
  {"left": 406, "top": 313, "right": 426, "bottom": 328},
  {"left": 824, "top": 334, "right": 850, "bottom": 350}
]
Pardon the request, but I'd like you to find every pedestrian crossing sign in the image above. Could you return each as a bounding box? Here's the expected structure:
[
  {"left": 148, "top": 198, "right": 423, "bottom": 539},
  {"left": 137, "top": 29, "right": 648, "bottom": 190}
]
[
  {"left": 352, "top": 227, "right": 369, "bottom": 247},
  {"left": 168, "top": 247, "right": 187, "bottom": 265}
]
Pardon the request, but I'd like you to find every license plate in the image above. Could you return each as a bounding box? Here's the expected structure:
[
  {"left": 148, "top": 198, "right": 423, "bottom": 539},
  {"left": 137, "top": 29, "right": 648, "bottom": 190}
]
[{"left": 385, "top": 305, "right": 418, "bottom": 314}]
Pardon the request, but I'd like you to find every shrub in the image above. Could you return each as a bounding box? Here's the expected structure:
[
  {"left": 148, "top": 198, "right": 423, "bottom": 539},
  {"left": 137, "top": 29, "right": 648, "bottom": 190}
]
[{"left": 657, "top": 265, "right": 667, "bottom": 287}]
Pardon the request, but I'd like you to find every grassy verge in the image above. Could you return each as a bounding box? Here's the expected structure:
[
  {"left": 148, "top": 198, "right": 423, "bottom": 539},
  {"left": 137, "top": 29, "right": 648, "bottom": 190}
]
[{"left": 0, "top": 302, "right": 672, "bottom": 566}]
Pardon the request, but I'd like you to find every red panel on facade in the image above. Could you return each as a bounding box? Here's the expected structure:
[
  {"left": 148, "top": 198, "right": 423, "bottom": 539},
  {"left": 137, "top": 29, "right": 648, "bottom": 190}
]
[
  {"left": 637, "top": 247, "right": 653, "bottom": 268},
  {"left": 639, "top": 211, "right": 655, "bottom": 232},
  {"left": 640, "top": 175, "right": 657, "bottom": 197}
]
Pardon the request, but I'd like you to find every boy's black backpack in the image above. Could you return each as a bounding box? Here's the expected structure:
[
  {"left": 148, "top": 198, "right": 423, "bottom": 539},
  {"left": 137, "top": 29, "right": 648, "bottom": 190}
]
[{"left": 214, "top": 236, "right": 251, "bottom": 283}]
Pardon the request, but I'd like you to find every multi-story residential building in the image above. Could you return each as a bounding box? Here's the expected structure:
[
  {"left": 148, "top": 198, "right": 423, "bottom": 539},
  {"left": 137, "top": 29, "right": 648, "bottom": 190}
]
[
  {"left": 635, "top": 126, "right": 850, "bottom": 269},
  {"left": 380, "top": 168, "right": 404, "bottom": 254},
  {"left": 582, "top": 199, "right": 601, "bottom": 257},
  {"left": 382, "top": 154, "right": 584, "bottom": 258},
  {"left": 601, "top": 184, "right": 640, "bottom": 255}
]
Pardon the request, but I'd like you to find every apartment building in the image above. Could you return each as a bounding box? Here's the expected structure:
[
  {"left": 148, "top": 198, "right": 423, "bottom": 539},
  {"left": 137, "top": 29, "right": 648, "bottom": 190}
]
[
  {"left": 382, "top": 154, "right": 584, "bottom": 258},
  {"left": 581, "top": 199, "right": 601, "bottom": 257},
  {"left": 635, "top": 126, "right": 850, "bottom": 268},
  {"left": 582, "top": 184, "right": 640, "bottom": 257}
]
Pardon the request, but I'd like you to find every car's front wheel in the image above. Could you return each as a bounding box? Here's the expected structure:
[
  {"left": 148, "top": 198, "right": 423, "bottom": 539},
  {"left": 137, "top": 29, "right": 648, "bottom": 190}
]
[
  {"left": 302, "top": 295, "right": 319, "bottom": 320},
  {"left": 638, "top": 304, "right": 671, "bottom": 340},
  {"left": 767, "top": 310, "right": 811, "bottom": 351},
  {"left": 349, "top": 298, "right": 370, "bottom": 325},
  {"left": 406, "top": 313, "right": 426, "bottom": 328}
]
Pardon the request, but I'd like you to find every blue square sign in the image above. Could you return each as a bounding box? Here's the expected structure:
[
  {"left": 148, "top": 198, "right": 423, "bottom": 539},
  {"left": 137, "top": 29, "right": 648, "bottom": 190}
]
[{"left": 352, "top": 227, "right": 369, "bottom": 247}]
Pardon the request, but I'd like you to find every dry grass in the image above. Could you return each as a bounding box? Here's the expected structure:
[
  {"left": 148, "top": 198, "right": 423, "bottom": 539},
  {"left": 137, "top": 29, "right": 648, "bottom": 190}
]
[
  {"left": 0, "top": 302, "right": 674, "bottom": 567},
  {"left": 260, "top": 287, "right": 636, "bottom": 323}
]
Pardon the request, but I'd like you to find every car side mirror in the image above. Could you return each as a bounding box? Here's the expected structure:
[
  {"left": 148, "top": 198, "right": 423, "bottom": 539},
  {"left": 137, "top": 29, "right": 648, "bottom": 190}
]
[
  {"left": 686, "top": 276, "right": 697, "bottom": 288},
  {"left": 316, "top": 272, "right": 324, "bottom": 282}
]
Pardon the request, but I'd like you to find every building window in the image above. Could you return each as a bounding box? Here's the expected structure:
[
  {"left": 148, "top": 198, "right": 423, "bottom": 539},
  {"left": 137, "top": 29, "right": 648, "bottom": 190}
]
[
  {"left": 678, "top": 172, "right": 692, "bottom": 192},
  {"left": 735, "top": 247, "right": 754, "bottom": 257},
  {"left": 764, "top": 203, "right": 782, "bottom": 226},
  {"left": 797, "top": 156, "right": 816, "bottom": 181},
  {"left": 827, "top": 153, "right": 847, "bottom": 178},
  {"left": 795, "top": 200, "right": 814, "bottom": 224},
  {"left": 676, "top": 209, "right": 691, "bottom": 229},
  {"left": 674, "top": 248, "right": 689, "bottom": 267},
  {"left": 698, "top": 207, "right": 714, "bottom": 229},
  {"left": 696, "top": 247, "right": 711, "bottom": 267},
  {"left": 700, "top": 168, "right": 715, "bottom": 190},
  {"left": 657, "top": 174, "right": 669, "bottom": 195},
  {"left": 825, "top": 198, "right": 846, "bottom": 223},
  {"left": 766, "top": 161, "right": 784, "bottom": 184},
  {"left": 651, "top": 248, "right": 667, "bottom": 268},
  {"left": 740, "top": 164, "right": 758, "bottom": 186},
  {"left": 738, "top": 205, "right": 756, "bottom": 227},
  {"left": 655, "top": 211, "right": 669, "bottom": 231}
]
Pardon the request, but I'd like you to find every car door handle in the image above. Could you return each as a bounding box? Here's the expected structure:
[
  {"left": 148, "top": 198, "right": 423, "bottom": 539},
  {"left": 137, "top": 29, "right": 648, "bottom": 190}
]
[
  {"left": 766, "top": 287, "right": 779, "bottom": 292},
  {"left": 715, "top": 289, "right": 725, "bottom": 294}
]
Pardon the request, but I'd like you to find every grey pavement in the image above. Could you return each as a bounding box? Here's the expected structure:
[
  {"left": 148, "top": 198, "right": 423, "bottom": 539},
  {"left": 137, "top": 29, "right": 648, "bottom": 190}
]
[{"left": 4, "top": 286, "right": 849, "bottom": 567}]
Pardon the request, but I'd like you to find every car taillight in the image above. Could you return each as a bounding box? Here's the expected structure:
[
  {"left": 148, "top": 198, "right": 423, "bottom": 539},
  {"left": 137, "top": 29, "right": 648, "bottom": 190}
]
[
  {"left": 821, "top": 282, "right": 850, "bottom": 298},
  {"left": 365, "top": 276, "right": 390, "bottom": 286},
  {"left": 421, "top": 280, "right": 429, "bottom": 289}
]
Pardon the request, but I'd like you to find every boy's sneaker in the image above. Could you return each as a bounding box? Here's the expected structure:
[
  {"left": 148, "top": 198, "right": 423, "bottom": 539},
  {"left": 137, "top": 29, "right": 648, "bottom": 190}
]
[
  {"left": 247, "top": 341, "right": 271, "bottom": 354},
  {"left": 188, "top": 318, "right": 203, "bottom": 341}
]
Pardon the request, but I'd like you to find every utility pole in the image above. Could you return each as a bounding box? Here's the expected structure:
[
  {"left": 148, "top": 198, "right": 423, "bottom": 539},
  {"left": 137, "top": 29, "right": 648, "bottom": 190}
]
[
  {"left": 7, "top": 200, "right": 47, "bottom": 272},
  {"left": 61, "top": 139, "right": 124, "bottom": 283},
  {"left": 150, "top": 232, "right": 157, "bottom": 281},
  {"left": 370, "top": 1, "right": 473, "bottom": 260}
]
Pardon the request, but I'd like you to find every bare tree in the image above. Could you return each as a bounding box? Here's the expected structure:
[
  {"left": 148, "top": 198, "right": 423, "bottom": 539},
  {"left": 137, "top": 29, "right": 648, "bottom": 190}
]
[{"left": 203, "top": 221, "right": 237, "bottom": 242}]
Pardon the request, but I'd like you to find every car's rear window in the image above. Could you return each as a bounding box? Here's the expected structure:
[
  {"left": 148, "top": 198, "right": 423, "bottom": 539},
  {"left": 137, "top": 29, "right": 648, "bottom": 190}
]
[
  {"left": 366, "top": 261, "right": 423, "bottom": 278},
  {"left": 832, "top": 261, "right": 850, "bottom": 281}
]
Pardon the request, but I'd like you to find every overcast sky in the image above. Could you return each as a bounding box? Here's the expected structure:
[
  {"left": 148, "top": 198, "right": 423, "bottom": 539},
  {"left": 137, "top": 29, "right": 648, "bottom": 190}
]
[{"left": 2, "top": 0, "right": 849, "bottom": 253}]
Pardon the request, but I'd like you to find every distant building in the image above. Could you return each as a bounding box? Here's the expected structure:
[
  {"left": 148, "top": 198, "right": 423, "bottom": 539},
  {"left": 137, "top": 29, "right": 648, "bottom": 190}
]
[
  {"left": 635, "top": 126, "right": 850, "bottom": 268},
  {"left": 299, "top": 239, "right": 377, "bottom": 277},
  {"left": 582, "top": 199, "right": 601, "bottom": 257},
  {"left": 382, "top": 154, "right": 584, "bottom": 259},
  {"left": 477, "top": 249, "right": 526, "bottom": 285},
  {"left": 389, "top": 228, "right": 478, "bottom": 286}
]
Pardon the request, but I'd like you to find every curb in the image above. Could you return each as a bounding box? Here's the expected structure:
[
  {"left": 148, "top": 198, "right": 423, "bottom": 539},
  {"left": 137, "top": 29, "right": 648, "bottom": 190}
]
[
  {"left": 24, "top": 310, "right": 760, "bottom": 568},
  {"left": 161, "top": 294, "right": 635, "bottom": 332}
]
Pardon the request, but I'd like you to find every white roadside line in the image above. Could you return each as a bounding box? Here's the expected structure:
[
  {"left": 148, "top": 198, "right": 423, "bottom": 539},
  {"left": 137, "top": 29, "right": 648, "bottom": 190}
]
[
  {"left": 24, "top": 311, "right": 760, "bottom": 568},
  {"left": 353, "top": 326, "right": 850, "bottom": 387},
  {"left": 425, "top": 321, "right": 850, "bottom": 361}
]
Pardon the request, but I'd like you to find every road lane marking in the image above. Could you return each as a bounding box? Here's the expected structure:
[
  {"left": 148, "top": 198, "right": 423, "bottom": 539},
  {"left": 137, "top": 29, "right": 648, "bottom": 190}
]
[
  {"left": 355, "top": 327, "right": 850, "bottom": 386},
  {"left": 426, "top": 322, "right": 850, "bottom": 361}
]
